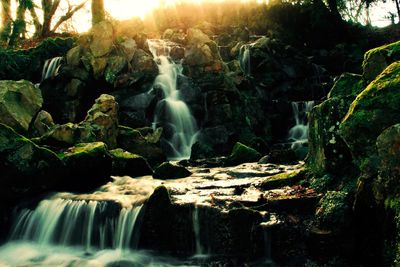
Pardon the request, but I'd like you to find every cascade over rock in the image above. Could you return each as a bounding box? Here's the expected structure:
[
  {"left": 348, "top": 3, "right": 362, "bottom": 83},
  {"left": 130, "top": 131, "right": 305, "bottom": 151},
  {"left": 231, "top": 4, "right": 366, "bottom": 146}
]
[{"left": 0, "top": 80, "right": 43, "bottom": 133}]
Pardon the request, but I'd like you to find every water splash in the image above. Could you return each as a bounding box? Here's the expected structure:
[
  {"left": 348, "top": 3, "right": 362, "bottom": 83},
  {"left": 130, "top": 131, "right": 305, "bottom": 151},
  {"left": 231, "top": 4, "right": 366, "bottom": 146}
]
[
  {"left": 288, "top": 101, "right": 314, "bottom": 150},
  {"left": 42, "top": 56, "right": 63, "bottom": 81},
  {"left": 148, "top": 39, "right": 198, "bottom": 160}
]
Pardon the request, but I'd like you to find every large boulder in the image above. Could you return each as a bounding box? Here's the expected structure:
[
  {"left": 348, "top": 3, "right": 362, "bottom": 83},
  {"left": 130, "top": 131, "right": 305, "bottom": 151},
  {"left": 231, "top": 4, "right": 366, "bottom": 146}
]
[
  {"left": 340, "top": 62, "right": 400, "bottom": 165},
  {"left": 153, "top": 162, "right": 192, "bottom": 180},
  {"left": 0, "top": 80, "right": 43, "bottom": 133},
  {"left": 0, "top": 123, "right": 64, "bottom": 200},
  {"left": 31, "top": 110, "right": 54, "bottom": 137},
  {"left": 110, "top": 148, "right": 152, "bottom": 177},
  {"left": 60, "top": 142, "right": 112, "bottom": 192},
  {"left": 362, "top": 40, "right": 400, "bottom": 82}
]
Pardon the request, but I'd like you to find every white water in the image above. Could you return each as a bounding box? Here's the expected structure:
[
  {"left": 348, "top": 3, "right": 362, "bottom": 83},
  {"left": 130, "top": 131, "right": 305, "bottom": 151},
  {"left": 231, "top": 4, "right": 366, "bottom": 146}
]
[
  {"left": 42, "top": 56, "right": 63, "bottom": 81},
  {"left": 192, "top": 206, "right": 205, "bottom": 257},
  {"left": 0, "top": 198, "right": 177, "bottom": 266},
  {"left": 239, "top": 44, "right": 251, "bottom": 76},
  {"left": 148, "top": 39, "right": 198, "bottom": 160},
  {"left": 288, "top": 101, "right": 314, "bottom": 150}
]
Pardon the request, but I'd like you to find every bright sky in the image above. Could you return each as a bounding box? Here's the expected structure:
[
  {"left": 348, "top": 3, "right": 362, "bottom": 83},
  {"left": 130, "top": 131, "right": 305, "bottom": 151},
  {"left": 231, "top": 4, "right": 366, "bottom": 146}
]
[{"left": 12, "top": 0, "right": 400, "bottom": 33}]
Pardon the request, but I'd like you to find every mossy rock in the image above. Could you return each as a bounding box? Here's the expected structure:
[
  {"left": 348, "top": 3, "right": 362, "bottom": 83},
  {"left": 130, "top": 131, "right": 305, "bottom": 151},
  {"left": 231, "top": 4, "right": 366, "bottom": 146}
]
[
  {"left": 316, "top": 191, "right": 352, "bottom": 231},
  {"left": 260, "top": 169, "right": 305, "bottom": 190},
  {"left": 153, "top": 162, "right": 192, "bottom": 180},
  {"left": 0, "top": 80, "right": 43, "bottom": 133},
  {"left": 363, "top": 40, "right": 400, "bottom": 82},
  {"left": 374, "top": 124, "right": 400, "bottom": 204},
  {"left": 340, "top": 61, "right": 400, "bottom": 166},
  {"left": 224, "top": 142, "right": 261, "bottom": 166},
  {"left": 117, "top": 125, "right": 166, "bottom": 167},
  {"left": 110, "top": 148, "right": 152, "bottom": 177},
  {"left": 0, "top": 123, "right": 64, "bottom": 200},
  {"left": 61, "top": 142, "right": 112, "bottom": 192},
  {"left": 327, "top": 73, "right": 365, "bottom": 99},
  {"left": 308, "top": 97, "right": 354, "bottom": 175}
]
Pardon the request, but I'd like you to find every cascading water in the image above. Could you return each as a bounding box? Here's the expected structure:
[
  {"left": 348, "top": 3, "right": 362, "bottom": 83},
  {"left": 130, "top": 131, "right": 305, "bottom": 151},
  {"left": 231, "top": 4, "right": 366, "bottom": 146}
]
[
  {"left": 239, "top": 44, "right": 251, "bottom": 76},
  {"left": 41, "top": 56, "right": 63, "bottom": 81},
  {"left": 192, "top": 205, "right": 205, "bottom": 257},
  {"left": 288, "top": 101, "right": 314, "bottom": 150},
  {"left": 0, "top": 197, "right": 178, "bottom": 266},
  {"left": 148, "top": 39, "right": 198, "bottom": 160}
]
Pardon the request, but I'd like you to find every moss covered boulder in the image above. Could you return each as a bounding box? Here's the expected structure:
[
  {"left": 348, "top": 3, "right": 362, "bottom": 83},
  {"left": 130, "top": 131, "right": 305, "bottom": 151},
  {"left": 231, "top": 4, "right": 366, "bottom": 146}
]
[
  {"left": 363, "top": 40, "right": 400, "bottom": 82},
  {"left": 327, "top": 73, "right": 364, "bottom": 99},
  {"left": 110, "top": 148, "right": 152, "bottom": 177},
  {"left": 117, "top": 126, "right": 166, "bottom": 166},
  {"left": 0, "top": 123, "right": 64, "bottom": 200},
  {"left": 0, "top": 80, "right": 43, "bottom": 133},
  {"left": 340, "top": 61, "right": 400, "bottom": 165},
  {"left": 308, "top": 97, "right": 354, "bottom": 175},
  {"left": 153, "top": 162, "right": 192, "bottom": 180},
  {"left": 61, "top": 142, "right": 112, "bottom": 192},
  {"left": 225, "top": 142, "right": 261, "bottom": 166}
]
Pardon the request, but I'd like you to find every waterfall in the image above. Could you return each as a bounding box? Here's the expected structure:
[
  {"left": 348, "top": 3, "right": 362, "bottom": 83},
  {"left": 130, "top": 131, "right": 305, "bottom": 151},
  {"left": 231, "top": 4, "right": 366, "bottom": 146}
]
[
  {"left": 288, "top": 101, "right": 314, "bottom": 150},
  {"left": 192, "top": 205, "right": 204, "bottom": 256},
  {"left": 239, "top": 44, "right": 251, "bottom": 76},
  {"left": 147, "top": 39, "right": 198, "bottom": 160},
  {"left": 41, "top": 56, "right": 63, "bottom": 81},
  {"left": 10, "top": 198, "right": 142, "bottom": 251}
]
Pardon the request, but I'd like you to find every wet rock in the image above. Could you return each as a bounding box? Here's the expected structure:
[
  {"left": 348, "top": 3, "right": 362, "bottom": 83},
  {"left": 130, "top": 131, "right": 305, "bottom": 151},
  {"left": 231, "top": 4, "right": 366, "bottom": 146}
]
[
  {"left": 119, "top": 38, "right": 137, "bottom": 62},
  {"left": 110, "top": 148, "right": 152, "bottom": 177},
  {"left": 260, "top": 169, "right": 305, "bottom": 190},
  {"left": 61, "top": 142, "right": 112, "bottom": 192},
  {"left": 258, "top": 149, "right": 297, "bottom": 165},
  {"left": 363, "top": 40, "right": 400, "bottom": 82},
  {"left": 0, "top": 80, "right": 43, "bottom": 133},
  {"left": 186, "top": 28, "right": 211, "bottom": 46},
  {"left": 89, "top": 21, "right": 114, "bottom": 57},
  {"left": 316, "top": 191, "right": 352, "bottom": 231},
  {"left": 66, "top": 46, "right": 83, "bottom": 67},
  {"left": 340, "top": 61, "right": 400, "bottom": 165},
  {"left": 105, "top": 56, "right": 127, "bottom": 84},
  {"left": 224, "top": 142, "right": 261, "bottom": 166},
  {"left": 0, "top": 123, "right": 64, "bottom": 200},
  {"left": 31, "top": 110, "right": 54, "bottom": 137},
  {"left": 131, "top": 49, "right": 158, "bottom": 79},
  {"left": 117, "top": 126, "right": 166, "bottom": 166},
  {"left": 153, "top": 162, "right": 192, "bottom": 180}
]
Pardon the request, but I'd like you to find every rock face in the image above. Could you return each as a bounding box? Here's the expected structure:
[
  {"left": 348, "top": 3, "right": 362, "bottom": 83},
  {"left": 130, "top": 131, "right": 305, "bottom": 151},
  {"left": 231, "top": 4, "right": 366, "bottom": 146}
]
[
  {"left": 0, "top": 123, "right": 63, "bottom": 200},
  {"left": 152, "top": 162, "right": 192, "bottom": 180},
  {"left": 60, "top": 142, "right": 112, "bottom": 192},
  {"left": 110, "top": 148, "right": 153, "bottom": 177},
  {"left": 0, "top": 80, "right": 43, "bottom": 133},
  {"left": 340, "top": 61, "right": 400, "bottom": 165}
]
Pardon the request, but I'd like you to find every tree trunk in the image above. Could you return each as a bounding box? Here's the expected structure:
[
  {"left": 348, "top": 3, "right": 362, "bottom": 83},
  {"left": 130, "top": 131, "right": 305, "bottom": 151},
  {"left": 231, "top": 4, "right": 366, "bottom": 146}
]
[
  {"left": 395, "top": 0, "right": 400, "bottom": 24},
  {"left": 91, "top": 0, "right": 105, "bottom": 26},
  {"left": 0, "top": 0, "right": 12, "bottom": 43},
  {"left": 326, "top": 0, "right": 343, "bottom": 21},
  {"left": 9, "top": 3, "right": 27, "bottom": 47}
]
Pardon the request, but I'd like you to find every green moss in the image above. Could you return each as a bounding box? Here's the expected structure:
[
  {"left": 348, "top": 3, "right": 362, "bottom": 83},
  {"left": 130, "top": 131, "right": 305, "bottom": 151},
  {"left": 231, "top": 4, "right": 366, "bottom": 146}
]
[
  {"left": 327, "top": 72, "right": 365, "bottom": 99},
  {"left": 63, "top": 142, "right": 108, "bottom": 158},
  {"left": 109, "top": 148, "right": 141, "bottom": 159},
  {"left": 261, "top": 169, "right": 304, "bottom": 190},
  {"left": 316, "top": 191, "right": 351, "bottom": 229},
  {"left": 224, "top": 142, "right": 261, "bottom": 166}
]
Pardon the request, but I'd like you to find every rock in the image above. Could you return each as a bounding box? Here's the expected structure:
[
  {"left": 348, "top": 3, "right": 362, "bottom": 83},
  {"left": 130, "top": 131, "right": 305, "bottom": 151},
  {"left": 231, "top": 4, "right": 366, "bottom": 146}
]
[
  {"left": 153, "top": 162, "right": 192, "bottom": 180},
  {"left": 308, "top": 97, "right": 354, "bottom": 175},
  {"left": 83, "top": 94, "right": 119, "bottom": 148},
  {"left": 120, "top": 38, "right": 137, "bottom": 62},
  {"left": 316, "top": 191, "right": 352, "bottom": 230},
  {"left": 374, "top": 124, "right": 400, "bottom": 203},
  {"left": 110, "top": 148, "right": 152, "bottom": 177},
  {"left": 31, "top": 110, "right": 54, "bottom": 137},
  {"left": 0, "top": 123, "right": 64, "bottom": 200},
  {"left": 327, "top": 73, "right": 364, "bottom": 99},
  {"left": 186, "top": 28, "right": 211, "bottom": 46},
  {"left": 117, "top": 126, "right": 166, "bottom": 166},
  {"left": 224, "top": 142, "right": 261, "bottom": 166},
  {"left": 66, "top": 46, "right": 83, "bottom": 66},
  {"left": 260, "top": 169, "right": 305, "bottom": 190},
  {"left": 258, "top": 149, "right": 297, "bottom": 165},
  {"left": 61, "top": 142, "right": 112, "bottom": 192},
  {"left": 0, "top": 80, "right": 43, "bottom": 133},
  {"left": 90, "top": 57, "right": 107, "bottom": 79},
  {"left": 105, "top": 56, "right": 127, "bottom": 84},
  {"left": 90, "top": 21, "right": 114, "bottom": 57},
  {"left": 131, "top": 49, "right": 158, "bottom": 78},
  {"left": 340, "top": 62, "right": 400, "bottom": 165},
  {"left": 362, "top": 40, "right": 400, "bottom": 82}
]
